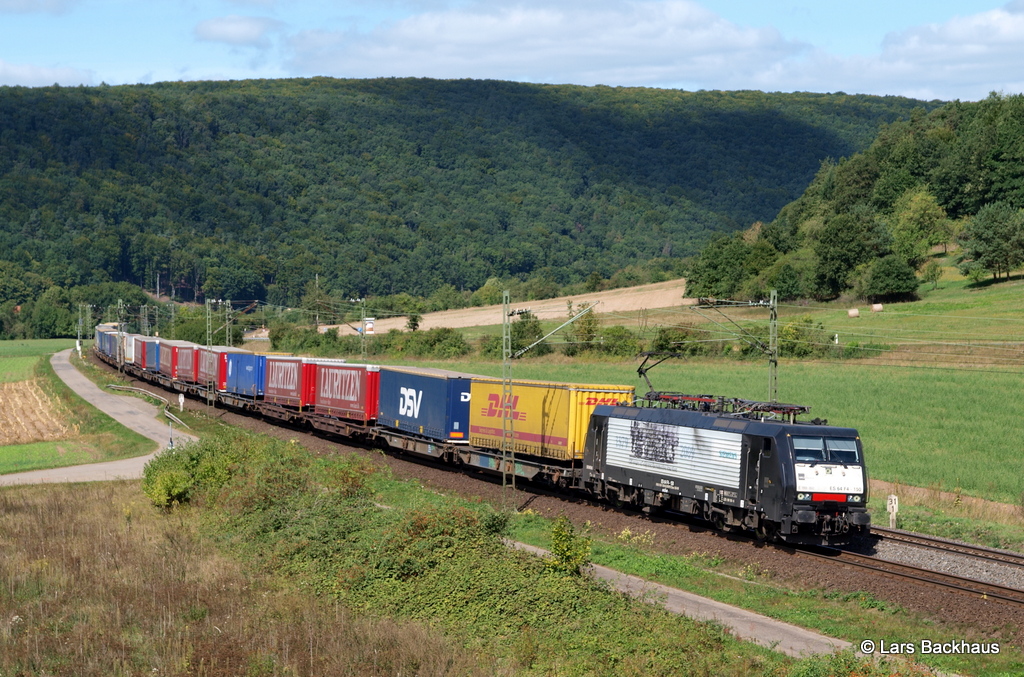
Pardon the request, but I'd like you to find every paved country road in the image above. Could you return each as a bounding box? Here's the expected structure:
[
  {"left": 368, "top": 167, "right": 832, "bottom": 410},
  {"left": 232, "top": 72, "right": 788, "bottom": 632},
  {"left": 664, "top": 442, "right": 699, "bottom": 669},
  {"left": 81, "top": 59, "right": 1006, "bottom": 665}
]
[{"left": 0, "top": 349, "right": 196, "bottom": 486}]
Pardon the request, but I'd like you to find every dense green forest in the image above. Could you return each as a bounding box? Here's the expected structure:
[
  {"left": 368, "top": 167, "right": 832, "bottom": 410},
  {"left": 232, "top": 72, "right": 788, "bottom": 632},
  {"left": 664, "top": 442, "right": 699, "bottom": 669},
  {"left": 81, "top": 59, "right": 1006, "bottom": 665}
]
[
  {"left": 0, "top": 78, "right": 937, "bottom": 337},
  {"left": 685, "top": 93, "right": 1024, "bottom": 301}
]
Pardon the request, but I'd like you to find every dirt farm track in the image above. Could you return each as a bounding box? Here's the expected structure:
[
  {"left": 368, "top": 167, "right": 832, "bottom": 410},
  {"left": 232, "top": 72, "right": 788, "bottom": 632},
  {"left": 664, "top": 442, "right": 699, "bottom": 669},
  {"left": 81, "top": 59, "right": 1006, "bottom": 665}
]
[{"left": 322, "top": 278, "right": 693, "bottom": 335}]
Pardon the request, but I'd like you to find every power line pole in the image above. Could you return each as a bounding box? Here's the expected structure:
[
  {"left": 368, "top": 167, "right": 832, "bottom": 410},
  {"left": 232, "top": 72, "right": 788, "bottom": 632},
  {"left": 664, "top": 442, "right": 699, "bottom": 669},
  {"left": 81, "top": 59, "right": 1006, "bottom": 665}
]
[
  {"left": 768, "top": 289, "right": 778, "bottom": 403},
  {"left": 117, "top": 299, "right": 125, "bottom": 372},
  {"left": 501, "top": 291, "right": 516, "bottom": 499},
  {"left": 225, "top": 299, "right": 232, "bottom": 347},
  {"left": 360, "top": 300, "right": 367, "bottom": 362},
  {"left": 206, "top": 299, "right": 214, "bottom": 407}
]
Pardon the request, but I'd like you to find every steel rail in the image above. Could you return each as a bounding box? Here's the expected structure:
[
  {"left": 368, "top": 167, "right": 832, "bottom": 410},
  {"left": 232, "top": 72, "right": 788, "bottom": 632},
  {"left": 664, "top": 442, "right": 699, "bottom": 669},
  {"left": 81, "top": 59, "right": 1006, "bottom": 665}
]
[
  {"left": 871, "top": 526, "right": 1024, "bottom": 569},
  {"left": 798, "top": 547, "right": 1024, "bottom": 609}
]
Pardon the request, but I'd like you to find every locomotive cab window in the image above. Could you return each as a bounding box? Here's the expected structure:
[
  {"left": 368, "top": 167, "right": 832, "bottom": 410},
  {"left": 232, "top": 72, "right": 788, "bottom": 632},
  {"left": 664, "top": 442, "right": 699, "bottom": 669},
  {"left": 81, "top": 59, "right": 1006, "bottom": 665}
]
[
  {"left": 792, "top": 437, "right": 825, "bottom": 462},
  {"left": 792, "top": 436, "right": 860, "bottom": 464},
  {"left": 826, "top": 438, "right": 860, "bottom": 464}
]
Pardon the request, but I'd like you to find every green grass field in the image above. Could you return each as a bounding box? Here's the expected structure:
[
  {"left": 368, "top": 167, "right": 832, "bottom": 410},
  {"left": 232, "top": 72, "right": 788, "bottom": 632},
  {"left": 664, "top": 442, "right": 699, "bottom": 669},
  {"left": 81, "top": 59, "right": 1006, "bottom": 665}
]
[
  {"left": 0, "top": 356, "right": 39, "bottom": 383},
  {"left": 0, "top": 339, "right": 76, "bottom": 381},
  {"left": 0, "top": 339, "right": 77, "bottom": 358}
]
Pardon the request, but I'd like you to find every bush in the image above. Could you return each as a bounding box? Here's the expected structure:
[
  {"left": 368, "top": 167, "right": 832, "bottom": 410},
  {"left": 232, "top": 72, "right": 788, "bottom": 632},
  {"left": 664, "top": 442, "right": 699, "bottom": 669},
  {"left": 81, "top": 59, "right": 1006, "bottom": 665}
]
[
  {"left": 546, "top": 515, "right": 591, "bottom": 576},
  {"left": 142, "top": 430, "right": 306, "bottom": 509},
  {"left": 650, "top": 326, "right": 726, "bottom": 356},
  {"left": 860, "top": 254, "right": 920, "bottom": 302},
  {"left": 599, "top": 325, "right": 641, "bottom": 357}
]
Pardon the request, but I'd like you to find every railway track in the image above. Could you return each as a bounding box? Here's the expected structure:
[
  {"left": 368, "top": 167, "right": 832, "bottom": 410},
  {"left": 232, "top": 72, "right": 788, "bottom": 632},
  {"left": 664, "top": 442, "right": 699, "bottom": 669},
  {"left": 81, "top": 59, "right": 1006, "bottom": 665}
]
[
  {"left": 872, "top": 526, "right": 1024, "bottom": 570},
  {"left": 798, "top": 544, "right": 1024, "bottom": 609}
]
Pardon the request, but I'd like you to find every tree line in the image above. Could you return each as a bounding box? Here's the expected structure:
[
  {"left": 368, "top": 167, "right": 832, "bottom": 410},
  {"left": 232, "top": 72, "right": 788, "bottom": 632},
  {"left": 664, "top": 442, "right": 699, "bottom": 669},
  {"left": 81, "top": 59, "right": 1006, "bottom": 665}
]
[{"left": 0, "top": 78, "right": 935, "bottom": 338}]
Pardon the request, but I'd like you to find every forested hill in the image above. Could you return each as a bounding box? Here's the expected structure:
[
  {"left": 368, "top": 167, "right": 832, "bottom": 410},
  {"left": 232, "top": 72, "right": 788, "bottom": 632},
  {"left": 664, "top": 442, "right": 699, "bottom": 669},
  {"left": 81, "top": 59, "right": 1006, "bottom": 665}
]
[
  {"left": 0, "top": 78, "right": 936, "bottom": 308},
  {"left": 684, "top": 93, "right": 1024, "bottom": 303}
]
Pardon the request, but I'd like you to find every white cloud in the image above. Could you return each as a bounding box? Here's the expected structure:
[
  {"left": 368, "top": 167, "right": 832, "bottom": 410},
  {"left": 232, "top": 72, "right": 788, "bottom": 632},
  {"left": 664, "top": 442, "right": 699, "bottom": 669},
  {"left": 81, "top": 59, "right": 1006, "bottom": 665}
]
[
  {"left": 277, "top": 0, "right": 1024, "bottom": 100},
  {"left": 0, "top": 58, "right": 92, "bottom": 86},
  {"left": 195, "top": 15, "right": 284, "bottom": 48},
  {"left": 743, "top": 2, "right": 1024, "bottom": 100},
  {"left": 0, "top": 0, "right": 77, "bottom": 13},
  {"left": 285, "top": 0, "right": 803, "bottom": 86}
]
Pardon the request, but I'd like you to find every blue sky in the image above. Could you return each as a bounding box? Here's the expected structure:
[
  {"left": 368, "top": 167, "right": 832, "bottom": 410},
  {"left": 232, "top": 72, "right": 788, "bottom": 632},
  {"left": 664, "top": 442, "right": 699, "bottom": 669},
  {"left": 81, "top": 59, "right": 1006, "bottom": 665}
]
[{"left": 1, "top": 0, "right": 1022, "bottom": 101}]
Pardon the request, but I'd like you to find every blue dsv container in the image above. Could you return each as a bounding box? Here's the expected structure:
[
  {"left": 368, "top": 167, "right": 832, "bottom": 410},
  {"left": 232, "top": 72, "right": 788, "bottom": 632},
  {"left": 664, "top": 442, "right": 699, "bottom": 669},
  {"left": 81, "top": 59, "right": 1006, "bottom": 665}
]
[{"left": 378, "top": 367, "right": 477, "bottom": 442}]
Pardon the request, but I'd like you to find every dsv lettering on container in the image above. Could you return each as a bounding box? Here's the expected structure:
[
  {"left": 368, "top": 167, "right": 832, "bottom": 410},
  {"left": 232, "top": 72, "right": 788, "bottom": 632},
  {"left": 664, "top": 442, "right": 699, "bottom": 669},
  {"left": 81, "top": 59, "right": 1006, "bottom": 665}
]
[
  {"left": 399, "top": 387, "right": 423, "bottom": 418},
  {"left": 267, "top": 362, "right": 298, "bottom": 390},
  {"left": 320, "top": 369, "right": 360, "bottom": 401}
]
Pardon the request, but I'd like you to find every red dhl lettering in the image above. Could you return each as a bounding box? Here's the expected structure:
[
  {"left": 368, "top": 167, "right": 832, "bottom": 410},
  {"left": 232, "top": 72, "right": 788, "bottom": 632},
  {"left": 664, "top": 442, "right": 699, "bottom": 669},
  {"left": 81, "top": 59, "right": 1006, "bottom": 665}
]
[
  {"left": 584, "top": 396, "right": 624, "bottom": 406},
  {"left": 479, "top": 393, "right": 526, "bottom": 421}
]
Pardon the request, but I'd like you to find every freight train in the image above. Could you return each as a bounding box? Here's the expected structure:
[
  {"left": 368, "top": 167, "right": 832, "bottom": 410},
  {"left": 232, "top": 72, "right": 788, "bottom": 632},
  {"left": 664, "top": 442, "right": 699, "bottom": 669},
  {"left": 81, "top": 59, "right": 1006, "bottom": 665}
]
[{"left": 93, "top": 324, "right": 871, "bottom": 545}]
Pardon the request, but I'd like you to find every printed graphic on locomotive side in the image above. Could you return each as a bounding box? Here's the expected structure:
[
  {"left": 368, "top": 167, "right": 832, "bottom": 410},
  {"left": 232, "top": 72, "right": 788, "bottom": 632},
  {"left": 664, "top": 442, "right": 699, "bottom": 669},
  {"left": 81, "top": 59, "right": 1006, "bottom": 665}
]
[
  {"left": 606, "top": 417, "right": 744, "bottom": 488},
  {"left": 629, "top": 419, "right": 678, "bottom": 463}
]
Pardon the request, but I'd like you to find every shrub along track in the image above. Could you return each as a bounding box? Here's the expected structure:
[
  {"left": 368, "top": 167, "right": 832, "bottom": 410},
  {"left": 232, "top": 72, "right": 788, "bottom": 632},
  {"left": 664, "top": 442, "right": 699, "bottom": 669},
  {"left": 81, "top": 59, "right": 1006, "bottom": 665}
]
[{"left": 86, "top": 352, "right": 1024, "bottom": 650}]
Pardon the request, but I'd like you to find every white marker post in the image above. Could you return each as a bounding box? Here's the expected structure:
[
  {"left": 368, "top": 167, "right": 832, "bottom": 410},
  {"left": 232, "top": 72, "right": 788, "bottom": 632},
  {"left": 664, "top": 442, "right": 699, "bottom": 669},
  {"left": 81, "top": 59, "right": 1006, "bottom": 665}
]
[
  {"left": 887, "top": 494, "right": 899, "bottom": 529},
  {"left": 178, "top": 393, "right": 185, "bottom": 413}
]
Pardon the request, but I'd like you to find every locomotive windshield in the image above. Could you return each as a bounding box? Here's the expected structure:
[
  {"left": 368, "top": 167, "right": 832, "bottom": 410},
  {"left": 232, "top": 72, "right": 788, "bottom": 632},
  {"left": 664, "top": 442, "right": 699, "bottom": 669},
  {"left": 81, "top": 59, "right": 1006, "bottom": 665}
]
[{"left": 792, "top": 436, "right": 860, "bottom": 464}]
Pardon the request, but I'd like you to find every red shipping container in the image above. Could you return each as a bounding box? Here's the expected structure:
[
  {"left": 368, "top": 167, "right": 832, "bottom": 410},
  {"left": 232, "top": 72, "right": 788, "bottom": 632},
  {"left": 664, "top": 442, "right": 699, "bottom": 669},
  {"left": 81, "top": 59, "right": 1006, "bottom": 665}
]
[
  {"left": 159, "top": 340, "right": 199, "bottom": 381},
  {"left": 312, "top": 361, "right": 380, "bottom": 423},
  {"left": 264, "top": 356, "right": 317, "bottom": 407},
  {"left": 197, "top": 346, "right": 250, "bottom": 391}
]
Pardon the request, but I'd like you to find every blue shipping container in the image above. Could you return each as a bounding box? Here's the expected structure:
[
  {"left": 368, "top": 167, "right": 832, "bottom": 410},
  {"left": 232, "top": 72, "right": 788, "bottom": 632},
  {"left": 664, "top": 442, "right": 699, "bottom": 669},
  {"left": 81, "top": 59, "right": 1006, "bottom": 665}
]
[
  {"left": 378, "top": 367, "right": 475, "bottom": 443},
  {"left": 226, "top": 352, "right": 266, "bottom": 397}
]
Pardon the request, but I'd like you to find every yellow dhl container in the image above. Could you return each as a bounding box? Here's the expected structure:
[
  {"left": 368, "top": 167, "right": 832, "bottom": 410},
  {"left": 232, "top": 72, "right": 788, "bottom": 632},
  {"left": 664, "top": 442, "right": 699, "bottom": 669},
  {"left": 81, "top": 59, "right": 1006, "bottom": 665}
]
[{"left": 469, "top": 378, "right": 635, "bottom": 461}]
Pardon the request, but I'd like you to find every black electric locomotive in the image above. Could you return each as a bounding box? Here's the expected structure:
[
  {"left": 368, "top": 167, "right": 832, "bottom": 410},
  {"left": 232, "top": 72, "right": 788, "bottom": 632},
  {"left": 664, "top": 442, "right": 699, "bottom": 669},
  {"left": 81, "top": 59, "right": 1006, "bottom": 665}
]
[{"left": 579, "top": 404, "right": 870, "bottom": 545}]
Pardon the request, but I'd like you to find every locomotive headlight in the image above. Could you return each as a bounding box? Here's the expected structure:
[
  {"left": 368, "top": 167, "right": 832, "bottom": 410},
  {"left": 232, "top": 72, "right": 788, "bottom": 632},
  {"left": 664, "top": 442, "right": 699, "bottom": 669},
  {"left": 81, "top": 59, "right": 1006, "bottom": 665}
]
[
  {"left": 797, "top": 493, "right": 809, "bottom": 501},
  {"left": 848, "top": 495, "right": 862, "bottom": 502}
]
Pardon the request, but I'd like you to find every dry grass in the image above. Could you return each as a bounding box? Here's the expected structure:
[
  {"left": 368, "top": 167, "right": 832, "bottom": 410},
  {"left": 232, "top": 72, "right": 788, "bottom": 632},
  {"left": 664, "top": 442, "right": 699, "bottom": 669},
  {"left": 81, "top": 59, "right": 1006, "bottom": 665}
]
[
  {"left": 0, "top": 481, "right": 498, "bottom": 677},
  {"left": 0, "top": 379, "right": 77, "bottom": 446}
]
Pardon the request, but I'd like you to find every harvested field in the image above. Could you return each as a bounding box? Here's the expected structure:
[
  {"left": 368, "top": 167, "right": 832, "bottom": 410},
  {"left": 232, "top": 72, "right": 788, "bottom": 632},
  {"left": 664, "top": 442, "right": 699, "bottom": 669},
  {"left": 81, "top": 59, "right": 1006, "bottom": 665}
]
[{"left": 0, "top": 379, "right": 76, "bottom": 446}]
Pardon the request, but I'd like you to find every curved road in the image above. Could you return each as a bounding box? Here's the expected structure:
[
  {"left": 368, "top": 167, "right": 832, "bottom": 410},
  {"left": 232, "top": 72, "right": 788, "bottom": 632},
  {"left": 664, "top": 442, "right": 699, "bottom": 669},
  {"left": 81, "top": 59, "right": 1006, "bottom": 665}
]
[{"left": 0, "top": 349, "right": 196, "bottom": 486}]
